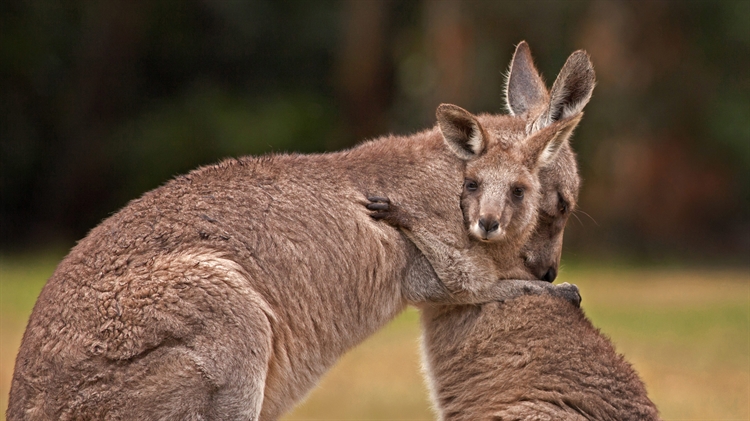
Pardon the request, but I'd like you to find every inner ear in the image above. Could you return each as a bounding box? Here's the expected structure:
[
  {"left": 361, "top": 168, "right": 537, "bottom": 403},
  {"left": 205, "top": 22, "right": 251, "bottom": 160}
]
[
  {"left": 534, "top": 50, "right": 595, "bottom": 132},
  {"left": 505, "top": 41, "right": 549, "bottom": 117},
  {"left": 436, "top": 104, "right": 487, "bottom": 160}
]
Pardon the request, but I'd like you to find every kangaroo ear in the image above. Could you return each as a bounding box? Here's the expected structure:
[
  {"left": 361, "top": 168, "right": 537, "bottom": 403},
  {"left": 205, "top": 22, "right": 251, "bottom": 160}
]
[
  {"left": 523, "top": 114, "right": 582, "bottom": 169},
  {"left": 437, "top": 104, "right": 487, "bottom": 160},
  {"left": 505, "top": 41, "right": 549, "bottom": 117},
  {"left": 532, "top": 50, "right": 595, "bottom": 132}
]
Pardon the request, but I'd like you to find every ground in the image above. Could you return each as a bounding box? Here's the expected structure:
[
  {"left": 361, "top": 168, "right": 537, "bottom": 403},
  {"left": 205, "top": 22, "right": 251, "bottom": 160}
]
[{"left": 1, "top": 251, "right": 748, "bottom": 420}]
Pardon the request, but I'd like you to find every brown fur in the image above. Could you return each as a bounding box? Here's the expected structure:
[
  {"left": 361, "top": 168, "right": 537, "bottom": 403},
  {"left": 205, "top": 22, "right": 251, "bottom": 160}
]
[
  {"left": 374, "top": 139, "right": 662, "bottom": 421},
  {"left": 421, "top": 296, "right": 661, "bottom": 421},
  {"left": 8, "top": 44, "right": 577, "bottom": 421},
  {"left": 521, "top": 133, "right": 580, "bottom": 281},
  {"left": 369, "top": 42, "right": 594, "bottom": 302},
  {"left": 419, "top": 162, "right": 661, "bottom": 419},
  {"left": 369, "top": 108, "right": 584, "bottom": 305},
  {"left": 411, "top": 44, "right": 657, "bottom": 420}
]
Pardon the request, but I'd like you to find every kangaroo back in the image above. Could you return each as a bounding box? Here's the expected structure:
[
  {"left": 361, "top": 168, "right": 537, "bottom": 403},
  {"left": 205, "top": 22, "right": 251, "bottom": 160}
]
[{"left": 421, "top": 296, "right": 660, "bottom": 421}]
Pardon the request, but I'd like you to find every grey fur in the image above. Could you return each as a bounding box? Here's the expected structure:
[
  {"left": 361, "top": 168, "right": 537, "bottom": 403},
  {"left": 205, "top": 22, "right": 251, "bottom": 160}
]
[
  {"left": 372, "top": 42, "right": 595, "bottom": 303},
  {"left": 505, "top": 41, "right": 548, "bottom": 117},
  {"left": 419, "top": 159, "right": 661, "bottom": 419}
]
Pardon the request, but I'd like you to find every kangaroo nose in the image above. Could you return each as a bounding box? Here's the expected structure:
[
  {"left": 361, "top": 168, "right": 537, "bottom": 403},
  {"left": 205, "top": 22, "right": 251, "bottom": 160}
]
[
  {"left": 478, "top": 217, "right": 499, "bottom": 233},
  {"left": 542, "top": 267, "right": 557, "bottom": 283}
]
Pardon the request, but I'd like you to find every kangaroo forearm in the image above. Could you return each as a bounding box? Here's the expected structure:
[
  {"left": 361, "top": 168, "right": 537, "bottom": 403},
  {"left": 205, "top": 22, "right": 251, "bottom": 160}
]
[
  {"left": 446, "top": 279, "right": 580, "bottom": 306},
  {"left": 399, "top": 226, "right": 582, "bottom": 306},
  {"left": 400, "top": 228, "right": 497, "bottom": 293}
]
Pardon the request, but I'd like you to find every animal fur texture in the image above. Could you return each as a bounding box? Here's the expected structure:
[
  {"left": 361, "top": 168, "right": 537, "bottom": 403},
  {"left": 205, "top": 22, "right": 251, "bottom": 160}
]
[
  {"left": 418, "top": 151, "right": 662, "bottom": 419},
  {"left": 376, "top": 42, "right": 658, "bottom": 420},
  {"left": 369, "top": 41, "right": 594, "bottom": 302},
  {"left": 8, "top": 42, "right": 578, "bottom": 420},
  {"left": 421, "top": 296, "right": 661, "bottom": 421}
]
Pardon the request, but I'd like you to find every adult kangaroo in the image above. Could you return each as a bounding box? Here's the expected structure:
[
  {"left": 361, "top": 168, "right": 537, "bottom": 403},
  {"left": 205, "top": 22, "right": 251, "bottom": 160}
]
[
  {"left": 421, "top": 295, "right": 661, "bottom": 421},
  {"left": 375, "top": 44, "right": 659, "bottom": 421},
  {"left": 416, "top": 143, "right": 660, "bottom": 420},
  {"left": 8, "top": 42, "right": 579, "bottom": 420}
]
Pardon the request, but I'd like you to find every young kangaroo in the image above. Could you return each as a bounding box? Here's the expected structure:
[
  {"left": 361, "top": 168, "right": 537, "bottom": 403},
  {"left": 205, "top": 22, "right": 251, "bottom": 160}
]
[{"left": 8, "top": 42, "right": 581, "bottom": 420}]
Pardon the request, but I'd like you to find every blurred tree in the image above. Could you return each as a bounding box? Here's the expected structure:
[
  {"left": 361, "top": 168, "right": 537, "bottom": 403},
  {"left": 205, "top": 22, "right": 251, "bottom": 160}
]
[
  {"left": 335, "top": 0, "right": 390, "bottom": 146},
  {"left": 1, "top": 0, "right": 747, "bottom": 262},
  {"left": 1, "top": 0, "right": 344, "bottom": 245}
]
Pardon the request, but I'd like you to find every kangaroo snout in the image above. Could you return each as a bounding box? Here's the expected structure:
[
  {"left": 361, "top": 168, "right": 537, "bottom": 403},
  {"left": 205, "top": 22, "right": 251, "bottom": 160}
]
[
  {"left": 541, "top": 266, "right": 557, "bottom": 283},
  {"left": 526, "top": 260, "right": 559, "bottom": 283},
  {"left": 472, "top": 214, "right": 505, "bottom": 241},
  {"left": 478, "top": 217, "right": 500, "bottom": 234}
]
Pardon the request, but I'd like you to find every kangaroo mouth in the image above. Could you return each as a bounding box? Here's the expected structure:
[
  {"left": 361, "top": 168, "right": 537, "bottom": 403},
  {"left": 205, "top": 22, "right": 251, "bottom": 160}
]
[{"left": 471, "top": 229, "right": 506, "bottom": 243}]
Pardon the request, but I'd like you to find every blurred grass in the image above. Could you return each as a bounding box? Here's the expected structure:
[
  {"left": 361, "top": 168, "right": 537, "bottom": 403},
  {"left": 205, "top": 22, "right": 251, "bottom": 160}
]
[
  {"left": 0, "top": 250, "right": 64, "bottom": 420},
  {"left": 1, "top": 251, "right": 748, "bottom": 420}
]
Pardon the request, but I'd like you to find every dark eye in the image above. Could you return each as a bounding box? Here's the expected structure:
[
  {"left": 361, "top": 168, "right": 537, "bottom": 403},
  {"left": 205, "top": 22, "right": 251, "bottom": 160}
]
[
  {"left": 558, "top": 194, "right": 569, "bottom": 214},
  {"left": 465, "top": 179, "right": 478, "bottom": 192},
  {"left": 512, "top": 187, "right": 524, "bottom": 199}
]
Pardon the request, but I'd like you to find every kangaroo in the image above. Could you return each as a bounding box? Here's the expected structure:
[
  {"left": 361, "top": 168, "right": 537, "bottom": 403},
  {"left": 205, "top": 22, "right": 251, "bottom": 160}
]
[
  {"left": 415, "top": 148, "right": 660, "bottom": 420},
  {"left": 420, "top": 296, "right": 661, "bottom": 421},
  {"left": 375, "top": 46, "right": 659, "bottom": 420},
  {"left": 8, "top": 42, "right": 580, "bottom": 421}
]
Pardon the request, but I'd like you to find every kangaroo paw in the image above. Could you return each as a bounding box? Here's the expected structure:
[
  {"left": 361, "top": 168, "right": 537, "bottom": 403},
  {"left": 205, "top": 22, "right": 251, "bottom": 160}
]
[
  {"left": 551, "top": 282, "right": 582, "bottom": 307},
  {"left": 366, "top": 196, "right": 413, "bottom": 230}
]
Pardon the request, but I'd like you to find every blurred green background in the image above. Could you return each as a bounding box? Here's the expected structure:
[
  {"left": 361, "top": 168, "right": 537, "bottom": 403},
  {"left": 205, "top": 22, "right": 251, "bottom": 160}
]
[{"left": 1, "top": 0, "right": 748, "bottom": 419}]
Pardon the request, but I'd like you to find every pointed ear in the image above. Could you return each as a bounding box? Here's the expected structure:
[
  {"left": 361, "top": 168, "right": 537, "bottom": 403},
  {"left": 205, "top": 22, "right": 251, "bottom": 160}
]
[
  {"left": 532, "top": 50, "right": 595, "bottom": 132},
  {"left": 436, "top": 104, "right": 487, "bottom": 160},
  {"left": 505, "top": 41, "right": 549, "bottom": 117},
  {"left": 523, "top": 114, "right": 582, "bottom": 169}
]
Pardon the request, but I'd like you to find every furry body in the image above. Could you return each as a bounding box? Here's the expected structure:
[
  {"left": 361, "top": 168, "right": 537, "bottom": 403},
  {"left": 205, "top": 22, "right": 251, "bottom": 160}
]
[
  {"left": 367, "top": 43, "right": 657, "bottom": 420},
  {"left": 8, "top": 121, "right": 568, "bottom": 419},
  {"left": 410, "top": 43, "right": 657, "bottom": 421},
  {"left": 421, "top": 296, "right": 661, "bottom": 420},
  {"left": 8, "top": 41, "right": 583, "bottom": 420},
  {"left": 8, "top": 132, "right": 454, "bottom": 420}
]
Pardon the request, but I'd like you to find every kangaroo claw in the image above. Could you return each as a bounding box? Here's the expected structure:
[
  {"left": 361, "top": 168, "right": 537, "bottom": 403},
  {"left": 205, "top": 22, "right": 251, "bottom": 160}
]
[
  {"left": 365, "top": 196, "right": 412, "bottom": 230},
  {"left": 553, "top": 282, "right": 582, "bottom": 307}
]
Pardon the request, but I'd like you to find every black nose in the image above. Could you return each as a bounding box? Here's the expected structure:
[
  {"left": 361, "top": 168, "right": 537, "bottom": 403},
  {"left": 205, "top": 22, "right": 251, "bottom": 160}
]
[
  {"left": 478, "top": 217, "right": 499, "bottom": 233},
  {"left": 542, "top": 267, "right": 557, "bottom": 283}
]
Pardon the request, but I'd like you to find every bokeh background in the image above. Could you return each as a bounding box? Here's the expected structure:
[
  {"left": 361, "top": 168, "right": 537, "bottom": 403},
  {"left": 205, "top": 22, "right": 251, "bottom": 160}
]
[{"left": 1, "top": 0, "right": 748, "bottom": 419}]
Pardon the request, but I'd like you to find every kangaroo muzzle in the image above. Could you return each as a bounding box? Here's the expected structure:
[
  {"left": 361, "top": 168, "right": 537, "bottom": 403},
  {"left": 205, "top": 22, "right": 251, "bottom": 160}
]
[{"left": 472, "top": 213, "right": 505, "bottom": 241}]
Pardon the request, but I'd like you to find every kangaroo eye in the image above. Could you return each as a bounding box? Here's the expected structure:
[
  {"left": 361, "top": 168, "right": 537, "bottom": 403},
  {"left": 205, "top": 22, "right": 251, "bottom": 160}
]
[
  {"left": 465, "top": 179, "right": 478, "bottom": 192},
  {"left": 558, "top": 194, "right": 569, "bottom": 214},
  {"left": 512, "top": 187, "right": 525, "bottom": 199}
]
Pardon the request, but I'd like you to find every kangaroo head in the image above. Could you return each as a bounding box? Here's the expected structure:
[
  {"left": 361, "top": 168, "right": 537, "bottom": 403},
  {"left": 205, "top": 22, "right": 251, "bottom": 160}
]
[
  {"left": 438, "top": 104, "right": 557, "bottom": 246},
  {"left": 523, "top": 142, "right": 580, "bottom": 282},
  {"left": 505, "top": 41, "right": 594, "bottom": 282},
  {"left": 438, "top": 41, "right": 594, "bottom": 276}
]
